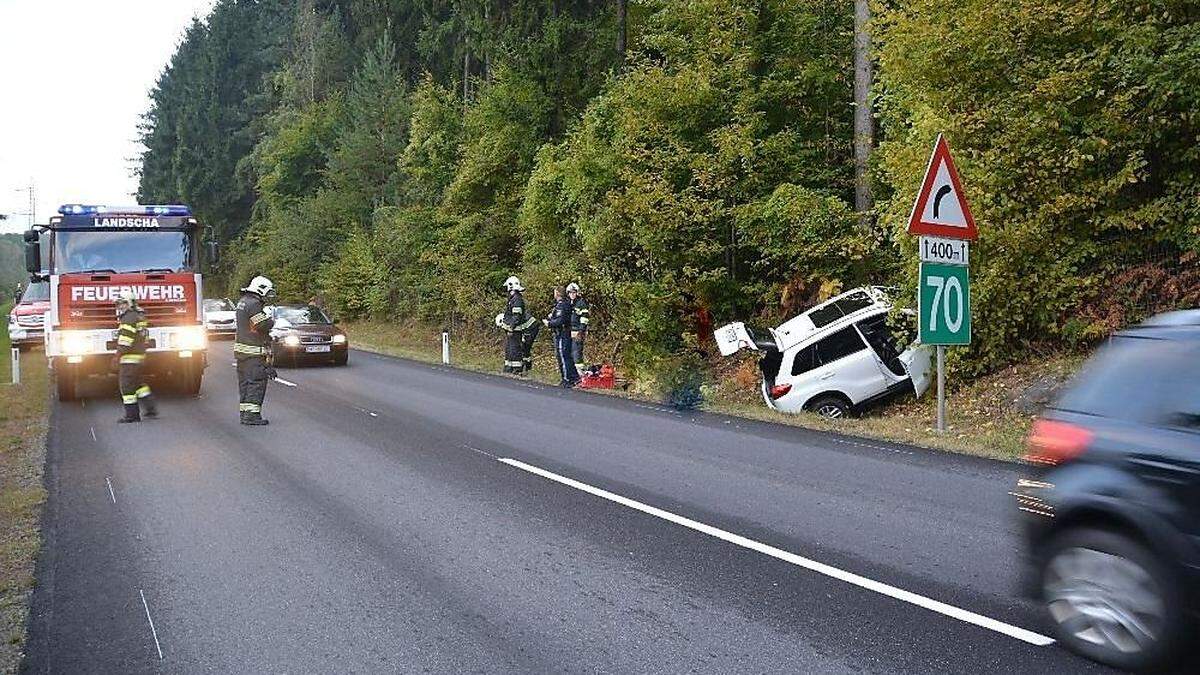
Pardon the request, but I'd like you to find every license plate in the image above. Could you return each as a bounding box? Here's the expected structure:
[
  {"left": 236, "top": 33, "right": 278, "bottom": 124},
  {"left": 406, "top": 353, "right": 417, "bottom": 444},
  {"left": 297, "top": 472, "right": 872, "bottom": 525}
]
[{"left": 305, "top": 345, "right": 331, "bottom": 353}]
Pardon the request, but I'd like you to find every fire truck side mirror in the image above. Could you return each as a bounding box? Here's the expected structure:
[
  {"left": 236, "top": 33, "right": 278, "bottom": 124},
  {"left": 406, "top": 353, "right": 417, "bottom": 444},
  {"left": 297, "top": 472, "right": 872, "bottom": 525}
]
[{"left": 23, "top": 230, "right": 40, "bottom": 275}]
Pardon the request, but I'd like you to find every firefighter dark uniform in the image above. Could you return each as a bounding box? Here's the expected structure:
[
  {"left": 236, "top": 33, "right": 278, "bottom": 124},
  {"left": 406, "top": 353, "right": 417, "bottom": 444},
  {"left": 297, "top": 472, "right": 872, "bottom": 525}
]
[
  {"left": 116, "top": 303, "right": 156, "bottom": 423},
  {"left": 501, "top": 290, "right": 538, "bottom": 373},
  {"left": 570, "top": 295, "right": 590, "bottom": 373},
  {"left": 546, "top": 294, "right": 579, "bottom": 387},
  {"left": 235, "top": 290, "right": 275, "bottom": 425}
]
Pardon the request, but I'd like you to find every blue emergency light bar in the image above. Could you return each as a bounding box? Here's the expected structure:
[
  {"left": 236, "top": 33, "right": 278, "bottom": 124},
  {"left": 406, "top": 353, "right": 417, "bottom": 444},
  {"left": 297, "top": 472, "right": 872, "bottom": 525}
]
[{"left": 57, "top": 204, "right": 193, "bottom": 217}]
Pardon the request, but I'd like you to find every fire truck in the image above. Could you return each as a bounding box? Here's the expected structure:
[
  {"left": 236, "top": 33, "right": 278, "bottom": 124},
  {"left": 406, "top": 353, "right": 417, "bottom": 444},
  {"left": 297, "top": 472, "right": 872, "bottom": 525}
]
[{"left": 23, "top": 205, "right": 213, "bottom": 401}]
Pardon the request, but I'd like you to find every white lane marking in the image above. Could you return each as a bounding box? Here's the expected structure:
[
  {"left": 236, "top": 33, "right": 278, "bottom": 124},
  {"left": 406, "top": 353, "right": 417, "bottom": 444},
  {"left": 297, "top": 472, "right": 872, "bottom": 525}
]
[
  {"left": 496, "top": 456, "right": 1056, "bottom": 647},
  {"left": 139, "top": 589, "right": 164, "bottom": 660},
  {"left": 105, "top": 477, "right": 116, "bottom": 504},
  {"left": 353, "top": 406, "right": 379, "bottom": 418},
  {"left": 462, "top": 444, "right": 497, "bottom": 458},
  {"left": 273, "top": 377, "right": 297, "bottom": 388},
  {"left": 90, "top": 426, "right": 97, "bottom": 442}
]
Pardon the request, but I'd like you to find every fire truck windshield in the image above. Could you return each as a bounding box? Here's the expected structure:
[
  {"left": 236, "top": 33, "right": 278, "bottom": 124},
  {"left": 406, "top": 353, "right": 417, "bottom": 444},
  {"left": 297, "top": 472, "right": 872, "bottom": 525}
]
[{"left": 53, "top": 230, "right": 193, "bottom": 274}]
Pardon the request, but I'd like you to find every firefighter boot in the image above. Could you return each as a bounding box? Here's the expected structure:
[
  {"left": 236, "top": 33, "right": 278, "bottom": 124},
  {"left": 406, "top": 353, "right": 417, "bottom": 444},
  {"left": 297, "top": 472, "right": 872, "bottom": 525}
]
[
  {"left": 141, "top": 394, "right": 158, "bottom": 418},
  {"left": 118, "top": 403, "right": 141, "bottom": 423},
  {"left": 241, "top": 412, "right": 269, "bottom": 426}
]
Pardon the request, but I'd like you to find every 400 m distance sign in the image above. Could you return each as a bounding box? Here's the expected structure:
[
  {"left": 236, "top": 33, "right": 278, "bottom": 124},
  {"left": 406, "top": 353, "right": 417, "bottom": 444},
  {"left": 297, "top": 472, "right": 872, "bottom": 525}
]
[{"left": 919, "top": 263, "right": 971, "bottom": 346}]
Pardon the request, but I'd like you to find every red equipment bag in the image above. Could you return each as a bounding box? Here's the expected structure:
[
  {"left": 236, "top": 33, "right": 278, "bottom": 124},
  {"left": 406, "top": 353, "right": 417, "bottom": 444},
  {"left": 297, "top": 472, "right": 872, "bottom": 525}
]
[{"left": 578, "top": 363, "right": 615, "bottom": 389}]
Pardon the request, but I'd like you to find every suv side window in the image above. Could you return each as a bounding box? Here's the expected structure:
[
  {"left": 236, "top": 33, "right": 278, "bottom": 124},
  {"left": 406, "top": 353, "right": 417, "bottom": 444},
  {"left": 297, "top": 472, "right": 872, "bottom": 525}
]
[
  {"left": 791, "top": 344, "right": 818, "bottom": 376},
  {"left": 1057, "top": 337, "right": 1200, "bottom": 427},
  {"left": 815, "top": 326, "right": 868, "bottom": 367}
]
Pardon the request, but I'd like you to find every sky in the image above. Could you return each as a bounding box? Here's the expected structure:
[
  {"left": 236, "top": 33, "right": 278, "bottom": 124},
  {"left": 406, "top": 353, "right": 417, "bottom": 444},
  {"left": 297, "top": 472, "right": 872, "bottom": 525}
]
[{"left": 0, "top": 0, "right": 216, "bottom": 233}]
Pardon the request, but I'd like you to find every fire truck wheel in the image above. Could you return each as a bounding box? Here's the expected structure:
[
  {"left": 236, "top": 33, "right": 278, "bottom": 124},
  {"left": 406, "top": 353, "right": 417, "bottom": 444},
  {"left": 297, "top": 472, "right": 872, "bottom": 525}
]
[
  {"left": 179, "top": 367, "right": 203, "bottom": 396},
  {"left": 55, "top": 368, "right": 77, "bottom": 401}
]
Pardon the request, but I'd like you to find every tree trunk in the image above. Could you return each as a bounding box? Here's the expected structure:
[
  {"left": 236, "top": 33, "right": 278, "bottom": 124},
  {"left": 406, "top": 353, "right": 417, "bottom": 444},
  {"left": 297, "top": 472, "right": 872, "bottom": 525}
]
[
  {"left": 853, "top": 0, "right": 874, "bottom": 228},
  {"left": 463, "top": 33, "right": 471, "bottom": 112},
  {"left": 616, "top": 0, "right": 627, "bottom": 63}
]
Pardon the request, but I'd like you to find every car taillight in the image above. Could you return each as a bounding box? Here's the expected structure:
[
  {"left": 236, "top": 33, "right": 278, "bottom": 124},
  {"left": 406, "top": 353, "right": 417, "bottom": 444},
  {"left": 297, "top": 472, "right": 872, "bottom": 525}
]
[
  {"left": 1023, "top": 419, "right": 1093, "bottom": 466},
  {"left": 768, "top": 383, "right": 792, "bottom": 399}
]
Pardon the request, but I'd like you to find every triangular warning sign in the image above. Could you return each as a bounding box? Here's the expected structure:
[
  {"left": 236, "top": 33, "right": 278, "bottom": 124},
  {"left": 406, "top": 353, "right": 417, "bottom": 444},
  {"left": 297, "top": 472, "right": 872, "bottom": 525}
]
[{"left": 907, "top": 134, "right": 977, "bottom": 240}]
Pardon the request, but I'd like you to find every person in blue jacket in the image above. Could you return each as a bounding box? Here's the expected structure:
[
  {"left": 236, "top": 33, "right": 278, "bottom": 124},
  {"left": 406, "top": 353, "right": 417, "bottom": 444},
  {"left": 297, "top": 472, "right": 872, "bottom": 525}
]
[{"left": 543, "top": 285, "right": 580, "bottom": 388}]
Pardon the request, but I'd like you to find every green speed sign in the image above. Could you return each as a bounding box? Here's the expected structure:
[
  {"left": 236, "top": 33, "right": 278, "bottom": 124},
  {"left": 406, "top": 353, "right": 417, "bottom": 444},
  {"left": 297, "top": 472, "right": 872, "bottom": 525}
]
[{"left": 919, "top": 263, "right": 970, "bottom": 345}]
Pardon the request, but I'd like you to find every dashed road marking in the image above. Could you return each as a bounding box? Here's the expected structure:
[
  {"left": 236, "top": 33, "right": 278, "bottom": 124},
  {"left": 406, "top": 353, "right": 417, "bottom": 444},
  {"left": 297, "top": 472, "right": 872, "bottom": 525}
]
[
  {"left": 494, "top": 455, "right": 1055, "bottom": 647},
  {"left": 139, "top": 589, "right": 164, "bottom": 660},
  {"left": 273, "top": 377, "right": 297, "bottom": 388},
  {"left": 90, "top": 426, "right": 97, "bottom": 442},
  {"left": 105, "top": 477, "right": 116, "bottom": 504}
]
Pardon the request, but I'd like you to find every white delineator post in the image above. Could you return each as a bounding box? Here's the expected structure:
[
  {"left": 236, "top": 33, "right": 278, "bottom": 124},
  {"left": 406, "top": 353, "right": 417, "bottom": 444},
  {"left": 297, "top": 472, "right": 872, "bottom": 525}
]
[
  {"left": 10, "top": 348, "right": 19, "bottom": 385},
  {"left": 441, "top": 331, "right": 450, "bottom": 365}
]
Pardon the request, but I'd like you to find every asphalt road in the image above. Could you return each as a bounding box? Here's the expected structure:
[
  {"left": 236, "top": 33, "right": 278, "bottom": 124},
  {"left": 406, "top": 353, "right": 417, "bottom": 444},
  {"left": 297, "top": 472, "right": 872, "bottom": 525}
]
[{"left": 23, "top": 342, "right": 1119, "bottom": 674}]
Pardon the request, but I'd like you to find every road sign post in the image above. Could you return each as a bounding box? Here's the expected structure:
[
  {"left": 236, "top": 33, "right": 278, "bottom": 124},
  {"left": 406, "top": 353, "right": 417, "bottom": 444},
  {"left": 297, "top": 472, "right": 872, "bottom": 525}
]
[
  {"left": 907, "top": 134, "right": 975, "bottom": 433},
  {"left": 11, "top": 348, "right": 19, "bottom": 385}
]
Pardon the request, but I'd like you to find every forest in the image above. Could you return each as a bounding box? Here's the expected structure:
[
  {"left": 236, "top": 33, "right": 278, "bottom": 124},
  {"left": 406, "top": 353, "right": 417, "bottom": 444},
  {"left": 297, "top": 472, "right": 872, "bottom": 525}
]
[{"left": 136, "top": 0, "right": 1200, "bottom": 384}]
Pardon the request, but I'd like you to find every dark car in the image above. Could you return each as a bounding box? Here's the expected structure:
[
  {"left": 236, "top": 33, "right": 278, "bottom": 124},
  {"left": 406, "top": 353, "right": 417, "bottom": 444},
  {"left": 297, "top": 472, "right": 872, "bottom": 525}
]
[
  {"left": 1013, "top": 310, "right": 1200, "bottom": 671},
  {"left": 269, "top": 304, "right": 349, "bottom": 366}
]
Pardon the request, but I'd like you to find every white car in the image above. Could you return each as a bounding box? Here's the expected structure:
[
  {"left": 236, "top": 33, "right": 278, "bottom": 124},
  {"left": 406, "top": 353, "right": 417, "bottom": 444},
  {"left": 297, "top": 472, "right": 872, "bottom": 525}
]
[
  {"left": 202, "top": 298, "right": 237, "bottom": 338},
  {"left": 715, "top": 287, "right": 932, "bottom": 418}
]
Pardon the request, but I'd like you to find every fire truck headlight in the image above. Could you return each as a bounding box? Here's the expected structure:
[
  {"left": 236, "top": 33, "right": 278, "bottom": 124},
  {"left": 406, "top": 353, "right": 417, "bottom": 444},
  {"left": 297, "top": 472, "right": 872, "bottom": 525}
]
[
  {"left": 332, "top": 334, "right": 346, "bottom": 344},
  {"left": 61, "top": 332, "right": 89, "bottom": 356},
  {"left": 178, "top": 326, "right": 208, "bottom": 350},
  {"left": 283, "top": 335, "right": 301, "bottom": 347}
]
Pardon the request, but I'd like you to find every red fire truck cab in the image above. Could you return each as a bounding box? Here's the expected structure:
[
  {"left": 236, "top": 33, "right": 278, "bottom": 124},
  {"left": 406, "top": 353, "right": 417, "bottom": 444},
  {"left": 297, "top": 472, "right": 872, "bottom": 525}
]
[{"left": 24, "top": 204, "right": 211, "bottom": 401}]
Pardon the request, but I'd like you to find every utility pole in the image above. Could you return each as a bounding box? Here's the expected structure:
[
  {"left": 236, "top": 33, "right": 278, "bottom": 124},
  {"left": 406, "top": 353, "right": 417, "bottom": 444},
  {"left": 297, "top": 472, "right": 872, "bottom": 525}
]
[
  {"left": 616, "top": 0, "right": 627, "bottom": 64},
  {"left": 9, "top": 182, "right": 35, "bottom": 228},
  {"left": 853, "top": 0, "right": 874, "bottom": 229}
]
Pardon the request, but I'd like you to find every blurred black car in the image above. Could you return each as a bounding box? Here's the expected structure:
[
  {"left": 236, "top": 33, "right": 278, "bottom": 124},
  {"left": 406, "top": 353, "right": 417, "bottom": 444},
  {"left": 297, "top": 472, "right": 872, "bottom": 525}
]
[
  {"left": 1014, "top": 310, "right": 1200, "bottom": 671},
  {"left": 268, "top": 305, "right": 349, "bottom": 366}
]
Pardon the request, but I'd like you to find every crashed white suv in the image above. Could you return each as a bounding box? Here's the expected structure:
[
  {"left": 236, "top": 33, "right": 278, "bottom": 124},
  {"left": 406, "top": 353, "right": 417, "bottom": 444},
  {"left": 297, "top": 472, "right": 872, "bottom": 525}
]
[{"left": 715, "top": 287, "right": 932, "bottom": 418}]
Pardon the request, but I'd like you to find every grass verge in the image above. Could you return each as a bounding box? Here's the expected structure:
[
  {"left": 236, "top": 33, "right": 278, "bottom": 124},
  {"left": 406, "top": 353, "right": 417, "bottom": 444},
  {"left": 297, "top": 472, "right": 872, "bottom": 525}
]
[
  {"left": 0, "top": 301, "right": 49, "bottom": 674},
  {"left": 342, "top": 320, "right": 1083, "bottom": 462}
]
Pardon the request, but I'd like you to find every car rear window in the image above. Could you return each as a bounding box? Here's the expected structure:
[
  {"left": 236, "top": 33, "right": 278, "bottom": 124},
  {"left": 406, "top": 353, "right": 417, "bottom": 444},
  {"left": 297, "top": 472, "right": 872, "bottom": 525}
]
[
  {"left": 793, "top": 327, "right": 868, "bottom": 376},
  {"left": 1055, "top": 336, "right": 1200, "bottom": 427},
  {"left": 792, "top": 344, "right": 818, "bottom": 376},
  {"left": 815, "top": 326, "right": 868, "bottom": 366}
]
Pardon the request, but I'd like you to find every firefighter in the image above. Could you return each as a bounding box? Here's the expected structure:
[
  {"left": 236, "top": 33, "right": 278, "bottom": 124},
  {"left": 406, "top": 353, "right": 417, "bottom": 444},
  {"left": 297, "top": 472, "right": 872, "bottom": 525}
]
[
  {"left": 115, "top": 291, "right": 157, "bottom": 423},
  {"left": 235, "top": 275, "right": 276, "bottom": 425},
  {"left": 497, "top": 276, "right": 537, "bottom": 374},
  {"left": 544, "top": 285, "right": 580, "bottom": 387},
  {"left": 567, "top": 282, "right": 590, "bottom": 374}
]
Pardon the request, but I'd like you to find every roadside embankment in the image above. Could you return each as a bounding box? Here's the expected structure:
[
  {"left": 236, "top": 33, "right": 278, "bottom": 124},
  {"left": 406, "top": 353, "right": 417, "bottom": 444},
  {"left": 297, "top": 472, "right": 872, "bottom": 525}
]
[
  {"left": 342, "top": 319, "right": 1084, "bottom": 462},
  {"left": 0, "top": 304, "right": 49, "bottom": 674}
]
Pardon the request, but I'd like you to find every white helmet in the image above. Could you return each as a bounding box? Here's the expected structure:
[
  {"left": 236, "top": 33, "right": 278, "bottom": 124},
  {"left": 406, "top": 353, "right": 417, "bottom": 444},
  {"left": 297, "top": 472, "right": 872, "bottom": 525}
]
[
  {"left": 566, "top": 282, "right": 581, "bottom": 293},
  {"left": 504, "top": 275, "right": 524, "bottom": 292},
  {"left": 114, "top": 290, "right": 136, "bottom": 314},
  {"left": 242, "top": 275, "right": 275, "bottom": 298}
]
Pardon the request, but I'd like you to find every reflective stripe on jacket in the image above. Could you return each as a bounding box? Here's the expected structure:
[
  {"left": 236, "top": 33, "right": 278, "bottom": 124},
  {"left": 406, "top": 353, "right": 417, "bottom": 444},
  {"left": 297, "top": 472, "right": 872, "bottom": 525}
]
[
  {"left": 116, "top": 308, "right": 149, "bottom": 364},
  {"left": 235, "top": 292, "right": 274, "bottom": 357},
  {"left": 571, "top": 297, "right": 590, "bottom": 332}
]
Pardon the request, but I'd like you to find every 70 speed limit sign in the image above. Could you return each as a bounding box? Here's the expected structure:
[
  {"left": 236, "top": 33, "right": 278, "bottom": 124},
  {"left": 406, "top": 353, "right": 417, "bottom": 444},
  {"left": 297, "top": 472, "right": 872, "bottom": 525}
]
[{"left": 919, "top": 263, "right": 970, "bottom": 345}]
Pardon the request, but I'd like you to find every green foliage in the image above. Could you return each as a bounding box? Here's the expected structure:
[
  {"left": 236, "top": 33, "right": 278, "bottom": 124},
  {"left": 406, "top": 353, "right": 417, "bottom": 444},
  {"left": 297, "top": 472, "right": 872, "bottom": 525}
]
[
  {"left": 140, "top": 0, "right": 1200, "bottom": 382},
  {"left": 0, "top": 234, "right": 27, "bottom": 296},
  {"left": 875, "top": 0, "right": 1200, "bottom": 373}
]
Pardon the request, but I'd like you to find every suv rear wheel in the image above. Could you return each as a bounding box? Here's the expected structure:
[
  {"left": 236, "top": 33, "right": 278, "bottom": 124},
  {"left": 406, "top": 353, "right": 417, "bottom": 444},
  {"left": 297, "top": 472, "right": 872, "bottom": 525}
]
[
  {"left": 807, "top": 394, "right": 849, "bottom": 419},
  {"left": 1040, "top": 528, "right": 1185, "bottom": 671}
]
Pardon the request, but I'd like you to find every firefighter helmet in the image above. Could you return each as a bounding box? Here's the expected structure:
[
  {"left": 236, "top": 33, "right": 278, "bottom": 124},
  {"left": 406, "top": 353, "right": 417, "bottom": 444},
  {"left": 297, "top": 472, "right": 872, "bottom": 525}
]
[
  {"left": 504, "top": 276, "right": 524, "bottom": 292},
  {"left": 242, "top": 275, "right": 276, "bottom": 298},
  {"left": 114, "top": 290, "right": 136, "bottom": 314},
  {"left": 566, "top": 282, "right": 580, "bottom": 294}
]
